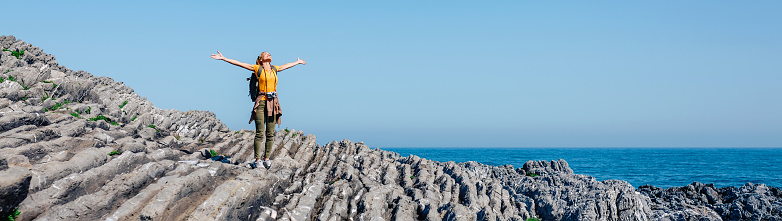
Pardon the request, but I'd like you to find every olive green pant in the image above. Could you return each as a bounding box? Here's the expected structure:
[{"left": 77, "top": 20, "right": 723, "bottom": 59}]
[{"left": 254, "top": 101, "right": 276, "bottom": 160}]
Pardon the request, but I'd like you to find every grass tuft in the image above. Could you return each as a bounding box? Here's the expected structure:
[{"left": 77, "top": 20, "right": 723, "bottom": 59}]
[
  {"left": 41, "top": 92, "right": 49, "bottom": 102},
  {"left": 526, "top": 218, "right": 541, "bottom": 221},
  {"left": 21, "top": 94, "right": 27, "bottom": 101},
  {"left": 70, "top": 113, "right": 80, "bottom": 118},
  {"left": 119, "top": 100, "right": 128, "bottom": 108},
  {"left": 7, "top": 207, "right": 21, "bottom": 221},
  {"left": 3, "top": 48, "right": 25, "bottom": 59},
  {"left": 108, "top": 150, "right": 120, "bottom": 156},
  {"left": 89, "top": 114, "right": 119, "bottom": 125},
  {"left": 89, "top": 115, "right": 111, "bottom": 122},
  {"left": 131, "top": 116, "right": 137, "bottom": 121},
  {"left": 49, "top": 100, "right": 71, "bottom": 111}
]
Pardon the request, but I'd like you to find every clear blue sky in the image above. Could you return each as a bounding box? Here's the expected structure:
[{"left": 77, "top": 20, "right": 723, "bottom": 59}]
[{"left": 6, "top": 1, "right": 781, "bottom": 147}]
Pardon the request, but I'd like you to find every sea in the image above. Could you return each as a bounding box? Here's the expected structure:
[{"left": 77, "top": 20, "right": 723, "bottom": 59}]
[{"left": 379, "top": 147, "right": 782, "bottom": 189}]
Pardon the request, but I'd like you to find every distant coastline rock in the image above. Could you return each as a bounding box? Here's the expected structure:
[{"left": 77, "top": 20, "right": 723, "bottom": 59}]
[
  {"left": 1, "top": 35, "right": 780, "bottom": 220},
  {"left": 640, "top": 182, "right": 782, "bottom": 220}
]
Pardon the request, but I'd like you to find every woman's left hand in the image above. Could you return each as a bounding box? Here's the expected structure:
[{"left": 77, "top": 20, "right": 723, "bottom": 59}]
[{"left": 297, "top": 57, "right": 307, "bottom": 65}]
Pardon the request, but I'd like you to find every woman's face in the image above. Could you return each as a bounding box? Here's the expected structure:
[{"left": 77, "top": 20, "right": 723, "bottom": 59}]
[{"left": 260, "top": 52, "right": 272, "bottom": 63}]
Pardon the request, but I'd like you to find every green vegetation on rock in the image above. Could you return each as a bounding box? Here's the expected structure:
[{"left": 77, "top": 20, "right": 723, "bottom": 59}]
[
  {"left": 5, "top": 208, "right": 20, "bottom": 221},
  {"left": 4, "top": 75, "right": 28, "bottom": 89},
  {"left": 119, "top": 100, "right": 128, "bottom": 108},
  {"left": 2, "top": 48, "right": 25, "bottom": 59},
  {"left": 40, "top": 80, "right": 57, "bottom": 88},
  {"left": 89, "top": 115, "right": 119, "bottom": 125},
  {"left": 49, "top": 100, "right": 71, "bottom": 112},
  {"left": 108, "top": 150, "right": 120, "bottom": 156},
  {"left": 89, "top": 115, "right": 110, "bottom": 121}
]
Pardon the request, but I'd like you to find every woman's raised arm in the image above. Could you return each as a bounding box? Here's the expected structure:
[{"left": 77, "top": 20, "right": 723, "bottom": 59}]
[
  {"left": 210, "top": 51, "right": 254, "bottom": 71},
  {"left": 276, "top": 57, "right": 307, "bottom": 72}
]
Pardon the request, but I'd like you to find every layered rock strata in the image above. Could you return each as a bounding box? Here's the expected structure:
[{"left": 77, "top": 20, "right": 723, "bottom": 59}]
[{"left": 1, "top": 35, "right": 780, "bottom": 221}]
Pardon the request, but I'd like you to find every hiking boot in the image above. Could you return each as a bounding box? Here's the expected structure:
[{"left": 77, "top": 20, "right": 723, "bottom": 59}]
[{"left": 263, "top": 159, "right": 272, "bottom": 169}]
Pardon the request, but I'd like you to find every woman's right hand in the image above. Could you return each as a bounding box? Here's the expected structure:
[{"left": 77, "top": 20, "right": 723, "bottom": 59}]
[{"left": 210, "top": 51, "right": 225, "bottom": 60}]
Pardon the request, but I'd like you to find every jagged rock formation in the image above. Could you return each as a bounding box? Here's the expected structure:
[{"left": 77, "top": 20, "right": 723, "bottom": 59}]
[
  {"left": 1, "top": 35, "right": 780, "bottom": 221},
  {"left": 639, "top": 182, "right": 782, "bottom": 220}
]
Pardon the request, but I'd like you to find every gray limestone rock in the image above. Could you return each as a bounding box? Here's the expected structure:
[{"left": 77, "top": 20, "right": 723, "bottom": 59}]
[
  {"left": 641, "top": 182, "right": 782, "bottom": 220},
  {"left": 0, "top": 166, "right": 31, "bottom": 219}
]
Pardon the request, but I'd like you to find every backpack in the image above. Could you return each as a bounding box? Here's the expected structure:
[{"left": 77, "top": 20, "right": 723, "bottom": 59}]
[{"left": 248, "top": 65, "right": 277, "bottom": 101}]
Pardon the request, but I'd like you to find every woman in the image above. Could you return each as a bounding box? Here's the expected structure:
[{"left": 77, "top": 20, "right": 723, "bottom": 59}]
[{"left": 210, "top": 51, "right": 306, "bottom": 169}]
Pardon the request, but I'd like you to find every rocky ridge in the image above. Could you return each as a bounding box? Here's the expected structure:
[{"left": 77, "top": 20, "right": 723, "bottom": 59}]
[{"left": 1, "top": 35, "right": 780, "bottom": 221}]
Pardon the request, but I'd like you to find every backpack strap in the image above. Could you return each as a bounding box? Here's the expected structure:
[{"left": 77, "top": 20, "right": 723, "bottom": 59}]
[{"left": 272, "top": 66, "right": 278, "bottom": 90}]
